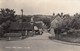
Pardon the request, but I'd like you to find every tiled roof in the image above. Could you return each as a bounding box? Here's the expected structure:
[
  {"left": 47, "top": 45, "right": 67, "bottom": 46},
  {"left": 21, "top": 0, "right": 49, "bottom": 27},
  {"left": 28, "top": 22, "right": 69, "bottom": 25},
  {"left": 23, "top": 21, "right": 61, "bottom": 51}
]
[{"left": 9, "top": 22, "right": 33, "bottom": 30}]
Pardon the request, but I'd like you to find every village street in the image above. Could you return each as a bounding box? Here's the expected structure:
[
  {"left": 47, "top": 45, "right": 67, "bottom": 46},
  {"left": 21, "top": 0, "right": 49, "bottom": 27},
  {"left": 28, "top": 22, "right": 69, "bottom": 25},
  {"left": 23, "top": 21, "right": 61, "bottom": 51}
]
[{"left": 0, "top": 31, "right": 80, "bottom": 51}]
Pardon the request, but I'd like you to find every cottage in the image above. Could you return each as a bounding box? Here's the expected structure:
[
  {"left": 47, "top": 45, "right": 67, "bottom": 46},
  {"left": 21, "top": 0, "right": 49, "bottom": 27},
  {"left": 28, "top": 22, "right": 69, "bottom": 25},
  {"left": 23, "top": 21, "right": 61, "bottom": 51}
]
[
  {"left": 50, "top": 14, "right": 63, "bottom": 37},
  {"left": 4, "top": 22, "right": 34, "bottom": 37},
  {"left": 51, "top": 14, "right": 63, "bottom": 29}
]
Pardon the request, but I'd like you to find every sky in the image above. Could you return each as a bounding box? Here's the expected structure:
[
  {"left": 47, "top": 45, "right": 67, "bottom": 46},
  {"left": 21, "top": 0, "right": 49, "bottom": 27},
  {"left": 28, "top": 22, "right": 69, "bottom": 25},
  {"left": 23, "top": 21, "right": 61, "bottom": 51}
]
[{"left": 0, "top": 0, "right": 80, "bottom": 15}]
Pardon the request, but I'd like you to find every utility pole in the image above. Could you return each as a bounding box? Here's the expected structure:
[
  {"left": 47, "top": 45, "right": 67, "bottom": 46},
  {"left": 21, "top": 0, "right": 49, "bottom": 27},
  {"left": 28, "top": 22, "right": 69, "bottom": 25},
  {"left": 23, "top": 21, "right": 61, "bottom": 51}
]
[
  {"left": 21, "top": 9, "right": 23, "bottom": 20},
  {"left": 21, "top": 9, "right": 24, "bottom": 37}
]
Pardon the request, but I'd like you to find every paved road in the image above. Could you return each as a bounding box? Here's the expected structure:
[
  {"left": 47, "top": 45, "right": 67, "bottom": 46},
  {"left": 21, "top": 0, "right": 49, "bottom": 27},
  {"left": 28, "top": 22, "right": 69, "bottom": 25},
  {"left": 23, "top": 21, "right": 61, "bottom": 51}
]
[{"left": 0, "top": 32, "right": 80, "bottom": 51}]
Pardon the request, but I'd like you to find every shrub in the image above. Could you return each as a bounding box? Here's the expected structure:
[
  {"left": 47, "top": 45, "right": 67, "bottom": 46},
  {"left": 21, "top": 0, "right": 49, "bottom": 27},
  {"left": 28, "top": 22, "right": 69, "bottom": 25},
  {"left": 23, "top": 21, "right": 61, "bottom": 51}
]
[{"left": 54, "top": 15, "right": 80, "bottom": 37}]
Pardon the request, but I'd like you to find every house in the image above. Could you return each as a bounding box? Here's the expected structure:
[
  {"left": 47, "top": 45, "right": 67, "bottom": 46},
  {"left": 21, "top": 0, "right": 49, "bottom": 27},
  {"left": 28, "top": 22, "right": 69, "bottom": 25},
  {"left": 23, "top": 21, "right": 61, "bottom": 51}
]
[
  {"left": 50, "top": 14, "right": 63, "bottom": 37},
  {"left": 50, "top": 14, "right": 63, "bottom": 29},
  {"left": 21, "top": 22, "right": 33, "bottom": 31}
]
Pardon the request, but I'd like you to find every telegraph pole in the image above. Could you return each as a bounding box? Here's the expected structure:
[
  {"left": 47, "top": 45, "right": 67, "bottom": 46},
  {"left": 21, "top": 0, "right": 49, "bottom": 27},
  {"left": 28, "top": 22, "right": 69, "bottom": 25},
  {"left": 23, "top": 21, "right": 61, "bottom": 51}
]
[
  {"left": 21, "top": 9, "right": 24, "bottom": 37},
  {"left": 21, "top": 9, "right": 23, "bottom": 20}
]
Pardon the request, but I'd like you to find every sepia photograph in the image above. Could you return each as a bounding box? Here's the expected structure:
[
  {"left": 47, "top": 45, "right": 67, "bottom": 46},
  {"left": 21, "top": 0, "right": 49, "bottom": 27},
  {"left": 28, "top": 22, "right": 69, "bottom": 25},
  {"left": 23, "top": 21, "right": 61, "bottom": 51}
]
[{"left": 0, "top": 0, "right": 80, "bottom": 51}]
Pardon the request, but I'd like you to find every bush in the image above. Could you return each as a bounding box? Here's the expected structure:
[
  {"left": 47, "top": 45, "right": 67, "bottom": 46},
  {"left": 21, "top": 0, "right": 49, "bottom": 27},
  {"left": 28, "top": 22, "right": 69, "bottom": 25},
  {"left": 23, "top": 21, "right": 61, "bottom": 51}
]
[{"left": 54, "top": 15, "right": 80, "bottom": 37}]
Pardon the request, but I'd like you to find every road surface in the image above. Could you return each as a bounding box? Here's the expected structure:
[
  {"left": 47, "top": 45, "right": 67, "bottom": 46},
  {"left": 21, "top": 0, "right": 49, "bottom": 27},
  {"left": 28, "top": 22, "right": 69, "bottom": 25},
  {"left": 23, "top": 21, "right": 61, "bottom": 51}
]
[{"left": 0, "top": 32, "right": 80, "bottom": 51}]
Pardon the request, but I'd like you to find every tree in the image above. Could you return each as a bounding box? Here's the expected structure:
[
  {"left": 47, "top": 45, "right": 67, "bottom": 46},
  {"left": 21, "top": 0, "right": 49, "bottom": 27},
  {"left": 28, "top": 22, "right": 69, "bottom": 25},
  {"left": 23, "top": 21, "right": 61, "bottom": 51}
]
[
  {"left": 0, "top": 8, "right": 16, "bottom": 22},
  {"left": 0, "top": 8, "right": 16, "bottom": 37},
  {"left": 42, "top": 17, "right": 51, "bottom": 28}
]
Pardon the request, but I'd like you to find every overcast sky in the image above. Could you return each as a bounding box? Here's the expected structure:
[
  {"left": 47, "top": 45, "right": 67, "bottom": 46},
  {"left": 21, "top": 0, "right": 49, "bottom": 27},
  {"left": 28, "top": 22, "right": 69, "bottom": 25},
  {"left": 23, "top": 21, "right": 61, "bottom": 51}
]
[{"left": 0, "top": 0, "right": 80, "bottom": 15}]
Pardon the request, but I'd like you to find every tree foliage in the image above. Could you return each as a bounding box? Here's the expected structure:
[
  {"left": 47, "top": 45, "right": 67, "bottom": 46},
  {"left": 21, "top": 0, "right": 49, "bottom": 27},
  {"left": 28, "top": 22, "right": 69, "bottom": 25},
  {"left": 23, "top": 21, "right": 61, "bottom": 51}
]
[
  {"left": 0, "top": 8, "right": 16, "bottom": 36},
  {"left": 54, "top": 14, "right": 80, "bottom": 37},
  {"left": 42, "top": 18, "right": 51, "bottom": 28}
]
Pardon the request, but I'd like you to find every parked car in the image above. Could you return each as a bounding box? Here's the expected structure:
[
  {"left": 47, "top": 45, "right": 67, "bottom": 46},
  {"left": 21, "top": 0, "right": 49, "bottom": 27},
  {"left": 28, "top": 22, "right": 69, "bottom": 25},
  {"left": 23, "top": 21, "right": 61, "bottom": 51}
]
[{"left": 34, "top": 23, "right": 43, "bottom": 35}]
